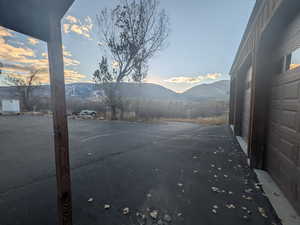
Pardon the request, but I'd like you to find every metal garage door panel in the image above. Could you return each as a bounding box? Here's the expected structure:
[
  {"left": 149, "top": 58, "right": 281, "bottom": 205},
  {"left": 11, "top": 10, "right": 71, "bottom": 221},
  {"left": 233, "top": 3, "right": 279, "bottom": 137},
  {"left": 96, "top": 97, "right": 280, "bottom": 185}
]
[{"left": 266, "top": 76, "right": 300, "bottom": 213}]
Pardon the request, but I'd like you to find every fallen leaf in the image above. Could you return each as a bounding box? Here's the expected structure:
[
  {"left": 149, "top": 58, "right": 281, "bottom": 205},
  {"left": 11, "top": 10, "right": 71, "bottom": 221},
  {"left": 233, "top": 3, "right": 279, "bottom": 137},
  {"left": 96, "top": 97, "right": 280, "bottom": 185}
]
[
  {"left": 104, "top": 204, "right": 110, "bottom": 209},
  {"left": 243, "top": 215, "right": 249, "bottom": 220},
  {"left": 258, "top": 207, "right": 268, "bottom": 218},
  {"left": 225, "top": 204, "right": 236, "bottom": 209},
  {"left": 211, "top": 187, "right": 220, "bottom": 193},
  {"left": 177, "top": 183, "right": 183, "bottom": 187},
  {"left": 123, "top": 207, "right": 130, "bottom": 215},
  {"left": 150, "top": 210, "right": 158, "bottom": 219},
  {"left": 255, "top": 183, "right": 262, "bottom": 189}
]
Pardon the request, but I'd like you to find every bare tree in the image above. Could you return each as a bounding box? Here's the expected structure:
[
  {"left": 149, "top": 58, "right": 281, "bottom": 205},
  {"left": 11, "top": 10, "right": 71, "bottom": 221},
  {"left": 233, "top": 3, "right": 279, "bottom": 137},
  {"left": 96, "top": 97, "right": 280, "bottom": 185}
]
[
  {"left": 3, "top": 70, "right": 41, "bottom": 111},
  {"left": 93, "top": 0, "right": 169, "bottom": 120}
]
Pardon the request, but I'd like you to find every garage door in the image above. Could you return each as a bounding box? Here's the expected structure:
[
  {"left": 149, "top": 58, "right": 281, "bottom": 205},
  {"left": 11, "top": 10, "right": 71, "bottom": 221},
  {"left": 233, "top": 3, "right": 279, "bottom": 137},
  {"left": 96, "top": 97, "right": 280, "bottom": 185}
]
[
  {"left": 266, "top": 51, "right": 300, "bottom": 215},
  {"left": 265, "top": 13, "right": 300, "bottom": 214},
  {"left": 241, "top": 66, "right": 252, "bottom": 144}
]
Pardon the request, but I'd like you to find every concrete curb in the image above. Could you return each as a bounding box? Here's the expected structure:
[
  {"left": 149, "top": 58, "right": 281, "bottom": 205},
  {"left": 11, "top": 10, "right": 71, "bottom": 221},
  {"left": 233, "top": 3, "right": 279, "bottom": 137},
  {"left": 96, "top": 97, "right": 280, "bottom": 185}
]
[{"left": 255, "top": 169, "right": 300, "bottom": 225}]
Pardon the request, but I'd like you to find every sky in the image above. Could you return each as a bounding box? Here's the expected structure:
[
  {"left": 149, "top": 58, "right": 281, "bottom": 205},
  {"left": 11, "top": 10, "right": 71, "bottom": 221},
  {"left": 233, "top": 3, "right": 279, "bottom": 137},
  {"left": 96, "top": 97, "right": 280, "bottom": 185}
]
[{"left": 0, "top": 0, "right": 255, "bottom": 93}]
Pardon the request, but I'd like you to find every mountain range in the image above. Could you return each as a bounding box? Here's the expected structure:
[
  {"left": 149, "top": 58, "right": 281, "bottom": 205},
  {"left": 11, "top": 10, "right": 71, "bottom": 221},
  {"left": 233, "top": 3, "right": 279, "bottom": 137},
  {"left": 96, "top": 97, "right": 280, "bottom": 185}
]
[
  {"left": 0, "top": 80, "right": 230, "bottom": 102},
  {"left": 182, "top": 80, "right": 230, "bottom": 100}
]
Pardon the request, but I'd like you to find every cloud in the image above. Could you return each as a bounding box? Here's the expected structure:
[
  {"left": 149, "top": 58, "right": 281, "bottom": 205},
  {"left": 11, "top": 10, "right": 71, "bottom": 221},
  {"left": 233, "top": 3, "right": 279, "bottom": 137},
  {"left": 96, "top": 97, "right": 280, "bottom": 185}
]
[
  {"left": 27, "top": 37, "right": 39, "bottom": 45},
  {"left": 206, "top": 73, "right": 220, "bottom": 79},
  {"left": 289, "top": 64, "right": 300, "bottom": 70},
  {"left": 0, "top": 37, "right": 36, "bottom": 63},
  {"left": 0, "top": 27, "right": 86, "bottom": 84},
  {"left": 62, "top": 46, "right": 72, "bottom": 57},
  {"left": 0, "top": 63, "right": 33, "bottom": 75},
  {"left": 164, "top": 73, "right": 221, "bottom": 84},
  {"left": 63, "top": 24, "right": 71, "bottom": 34},
  {"left": 111, "top": 61, "right": 119, "bottom": 69},
  {"left": 70, "top": 24, "right": 91, "bottom": 38},
  {"left": 63, "top": 15, "right": 93, "bottom": 39},
  {"left": 31, "top": 69, "right": 86, "bottom": 84},
  {"left": 65, "top": 15, "right": 78, "bottom": 23},
  {"left": 0, "top": 27, "right": 13, "bottom": 37},
  {"left": 64, "top": 55, "right": 80, "bottom": 66},
  {"left": 64, "top": 70, "right": 87, "bottom": 83},
  {"left": 42, "top": 47, "right": 80, "bottom": 66}
]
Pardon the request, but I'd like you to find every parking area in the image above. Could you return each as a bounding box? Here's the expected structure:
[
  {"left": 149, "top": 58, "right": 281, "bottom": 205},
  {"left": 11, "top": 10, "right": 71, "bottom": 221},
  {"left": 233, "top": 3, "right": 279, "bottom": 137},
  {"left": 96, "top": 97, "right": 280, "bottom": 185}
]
[{"left": 0, "top": 116, "right": 280, "bottom": 225}]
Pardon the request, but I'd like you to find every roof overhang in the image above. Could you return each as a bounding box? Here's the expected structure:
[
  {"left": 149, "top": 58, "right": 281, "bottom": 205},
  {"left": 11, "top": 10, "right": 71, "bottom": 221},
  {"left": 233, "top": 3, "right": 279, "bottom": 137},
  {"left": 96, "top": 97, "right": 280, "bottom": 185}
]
[
  {"left": 229, "top": 0, "right": 263, "bottom": 76},
  {"left": 0, "top": 0, "right": 74, "bottom": 42},
  {"left": 230, "top": 0, "right": 300, "bottom": 76}
]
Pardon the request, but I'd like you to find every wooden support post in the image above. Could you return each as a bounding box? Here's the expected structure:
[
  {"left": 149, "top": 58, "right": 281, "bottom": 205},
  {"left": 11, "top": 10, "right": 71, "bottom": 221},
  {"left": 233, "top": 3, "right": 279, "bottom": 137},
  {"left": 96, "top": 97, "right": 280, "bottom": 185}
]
[{"left": 47, "top": 18, "right": 73, "bottom": 225}]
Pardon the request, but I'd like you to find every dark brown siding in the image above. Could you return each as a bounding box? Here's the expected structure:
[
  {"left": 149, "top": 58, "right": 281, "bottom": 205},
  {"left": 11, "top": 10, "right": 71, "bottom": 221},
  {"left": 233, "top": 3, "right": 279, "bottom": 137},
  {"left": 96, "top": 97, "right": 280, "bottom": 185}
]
[
  {"left": 242, "top": 66, "right": 252, "bottom": 143},
  {"left": 266, "top": 13, "right": 300, "bottom": 213}
]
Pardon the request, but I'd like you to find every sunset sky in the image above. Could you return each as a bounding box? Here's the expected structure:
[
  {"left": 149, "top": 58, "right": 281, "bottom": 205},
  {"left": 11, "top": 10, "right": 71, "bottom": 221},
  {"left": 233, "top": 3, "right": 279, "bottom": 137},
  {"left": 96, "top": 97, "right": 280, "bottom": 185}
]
[{"left": 0, "top": 0, "right": 254, "bottom": 93}]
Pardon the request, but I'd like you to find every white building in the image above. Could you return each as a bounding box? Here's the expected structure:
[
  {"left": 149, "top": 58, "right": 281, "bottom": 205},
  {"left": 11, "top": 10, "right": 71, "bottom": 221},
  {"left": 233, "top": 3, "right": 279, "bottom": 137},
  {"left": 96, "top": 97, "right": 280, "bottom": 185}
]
[{"left": 1, "top": 99, "right": 20, "bottom": 114}]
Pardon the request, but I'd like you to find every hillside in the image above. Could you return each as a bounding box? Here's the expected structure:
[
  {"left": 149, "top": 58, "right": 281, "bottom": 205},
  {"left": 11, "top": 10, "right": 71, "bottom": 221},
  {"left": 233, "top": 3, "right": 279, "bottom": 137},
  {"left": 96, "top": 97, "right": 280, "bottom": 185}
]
[
  {"left": 65, "top": 82, "right": 179, "bottom": 100},
  {"left": 0, "top": 80, "right": 229, "bottom": 101},
  {"left": 182, "top": 80, "right": 230, "bottom": 100}
]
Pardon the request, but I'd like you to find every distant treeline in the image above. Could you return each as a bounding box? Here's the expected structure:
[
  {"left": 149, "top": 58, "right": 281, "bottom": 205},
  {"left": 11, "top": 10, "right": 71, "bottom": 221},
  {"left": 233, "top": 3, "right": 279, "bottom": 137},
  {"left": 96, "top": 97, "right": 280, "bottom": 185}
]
[{"left": 21, "top": 96, "right": 228, "bottom": 120}]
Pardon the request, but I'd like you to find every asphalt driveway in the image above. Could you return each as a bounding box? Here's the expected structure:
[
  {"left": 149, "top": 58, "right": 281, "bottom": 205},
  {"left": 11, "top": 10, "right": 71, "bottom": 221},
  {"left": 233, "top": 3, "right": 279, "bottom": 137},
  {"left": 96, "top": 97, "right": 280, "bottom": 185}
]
[{"left": 0, "top": 116, "right": 281, "bottom": 225}]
